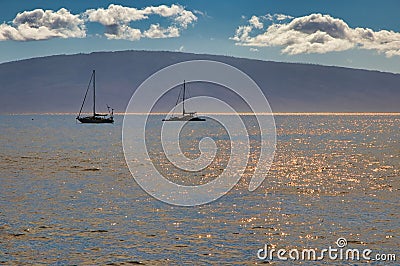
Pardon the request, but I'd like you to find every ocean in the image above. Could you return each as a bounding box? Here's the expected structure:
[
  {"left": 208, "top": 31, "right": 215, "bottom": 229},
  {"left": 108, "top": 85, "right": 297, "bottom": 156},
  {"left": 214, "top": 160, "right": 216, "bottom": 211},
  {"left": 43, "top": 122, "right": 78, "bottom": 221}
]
[{"left": 0, "top": 114, "right": 399, "bottom": 264}]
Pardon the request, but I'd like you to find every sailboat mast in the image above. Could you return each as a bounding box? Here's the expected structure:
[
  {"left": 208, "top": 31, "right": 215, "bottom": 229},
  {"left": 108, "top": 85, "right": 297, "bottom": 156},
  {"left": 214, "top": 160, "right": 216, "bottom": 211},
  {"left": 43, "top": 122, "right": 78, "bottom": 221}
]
[
  {"left": 182, "top": 80, "right": 186, "bottom": 115},
  {"left": 77, "top": 72, "right": 92, "bottom": 119},
  {"left": 93, "top": 70, "right": 96, "bottom": 116}
]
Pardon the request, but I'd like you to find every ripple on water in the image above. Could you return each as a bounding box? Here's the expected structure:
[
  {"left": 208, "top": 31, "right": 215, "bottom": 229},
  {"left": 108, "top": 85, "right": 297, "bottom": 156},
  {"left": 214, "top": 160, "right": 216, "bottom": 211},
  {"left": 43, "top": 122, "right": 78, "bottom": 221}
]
[{"left": 0, "top": 115, "right": 399, "bottom": 264}]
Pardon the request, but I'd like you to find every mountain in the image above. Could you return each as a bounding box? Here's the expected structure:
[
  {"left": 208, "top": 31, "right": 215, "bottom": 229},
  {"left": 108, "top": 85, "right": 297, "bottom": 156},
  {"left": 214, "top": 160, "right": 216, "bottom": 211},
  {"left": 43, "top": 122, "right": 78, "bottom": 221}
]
[{"left": 0, "top": 50, "right": 399, "bottom": 113}]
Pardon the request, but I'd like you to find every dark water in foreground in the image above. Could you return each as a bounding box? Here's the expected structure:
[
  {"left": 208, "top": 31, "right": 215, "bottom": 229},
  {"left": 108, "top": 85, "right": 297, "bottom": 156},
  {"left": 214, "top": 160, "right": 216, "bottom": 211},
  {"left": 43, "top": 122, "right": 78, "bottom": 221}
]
[{"left": 0, "top": 115, "right": 399, "bottom": 265}]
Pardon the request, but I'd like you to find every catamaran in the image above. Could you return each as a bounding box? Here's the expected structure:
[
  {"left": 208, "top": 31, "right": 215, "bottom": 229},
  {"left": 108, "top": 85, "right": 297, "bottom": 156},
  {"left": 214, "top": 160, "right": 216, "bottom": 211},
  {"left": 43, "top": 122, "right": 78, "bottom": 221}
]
[
  {"left": 76, "top": 70, "right": 114, "bottom": 124},
  {"left": 162, "top": 80, "right": 205, "bottom": 122}
]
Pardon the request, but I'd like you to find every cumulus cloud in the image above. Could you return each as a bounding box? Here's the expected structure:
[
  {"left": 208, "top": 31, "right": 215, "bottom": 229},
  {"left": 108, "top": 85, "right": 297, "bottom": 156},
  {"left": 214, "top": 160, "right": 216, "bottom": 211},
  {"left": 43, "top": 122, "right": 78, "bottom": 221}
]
[
  {"left": 144, "top": 4, "right": 197, "bottom": 28},
  {"left": 0, "top": 4, "right": 197, "bottom": 41},
  {"left": 0, "top": 8, "right": 85, "bottom": 41},
  {"left": 265, "top": 13, "right": 294, "bottom": 22},
  {"left": 84, "top": 4, "right": 147, "bottom": 25},
  {"left": 231, "top": 13, "right": 400, "bottom": 57},
  {"left": 85, "top": 4, "right": 197, "bottom": 40},
  {"left": 104, "top": 24, "right": 141, "bottom": 41},
  {"left": 249, "top": 15, "right": 263, "bottom": 29},
  {"left": 231, "top": 25, "right": 253, "bottom": 43},
  {"left": 143, "top": 24, "right": 180, "bottom": 39}
]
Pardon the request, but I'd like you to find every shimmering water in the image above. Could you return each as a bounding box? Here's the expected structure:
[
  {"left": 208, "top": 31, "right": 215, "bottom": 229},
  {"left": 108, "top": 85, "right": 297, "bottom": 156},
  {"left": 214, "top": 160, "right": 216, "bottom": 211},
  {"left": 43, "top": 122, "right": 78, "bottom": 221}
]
[{"left": 0, "top": 115, "right": 399, "bottom": 265}]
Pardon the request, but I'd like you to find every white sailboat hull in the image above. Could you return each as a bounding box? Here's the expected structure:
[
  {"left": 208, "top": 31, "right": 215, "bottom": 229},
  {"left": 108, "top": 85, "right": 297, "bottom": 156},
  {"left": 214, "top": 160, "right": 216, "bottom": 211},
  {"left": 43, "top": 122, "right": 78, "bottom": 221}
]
[{"left": 162, "top": 115, "right": 205, "bottom": 121}]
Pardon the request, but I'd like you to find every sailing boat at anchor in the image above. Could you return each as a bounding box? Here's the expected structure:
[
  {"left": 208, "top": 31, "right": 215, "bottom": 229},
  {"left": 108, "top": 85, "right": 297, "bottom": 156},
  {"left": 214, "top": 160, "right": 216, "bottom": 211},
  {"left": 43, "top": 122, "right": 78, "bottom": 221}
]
[
  {"left": 76, "top": 70, "right": 114, "bottom": 124},
  {"left": 162, "top": 80, "right": 205, "bottom": 122}
]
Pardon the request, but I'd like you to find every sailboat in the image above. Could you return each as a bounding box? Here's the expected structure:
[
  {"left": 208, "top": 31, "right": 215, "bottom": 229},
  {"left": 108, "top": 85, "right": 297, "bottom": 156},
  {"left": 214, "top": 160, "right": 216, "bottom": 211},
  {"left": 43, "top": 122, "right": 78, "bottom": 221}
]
[
  {"left": 76, "top": 70, "right": 114, "bottom": 124},
  {"left": 162, "top": 80, "right": 205, "bottom": 122}
]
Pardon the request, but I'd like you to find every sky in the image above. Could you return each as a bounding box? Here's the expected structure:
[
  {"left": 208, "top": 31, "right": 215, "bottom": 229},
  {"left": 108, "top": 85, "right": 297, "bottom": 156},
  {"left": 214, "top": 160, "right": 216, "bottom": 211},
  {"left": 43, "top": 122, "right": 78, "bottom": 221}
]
[{"left": 0, "top": 0, "right": 400, "bottom": 73}]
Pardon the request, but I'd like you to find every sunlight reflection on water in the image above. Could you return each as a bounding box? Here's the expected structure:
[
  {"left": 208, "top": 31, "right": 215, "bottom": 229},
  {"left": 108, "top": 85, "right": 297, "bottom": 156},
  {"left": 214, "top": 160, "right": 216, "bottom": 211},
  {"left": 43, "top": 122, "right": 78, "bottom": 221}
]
[{"left": 0, "top": 114, "right": 399, "bottom": 264}]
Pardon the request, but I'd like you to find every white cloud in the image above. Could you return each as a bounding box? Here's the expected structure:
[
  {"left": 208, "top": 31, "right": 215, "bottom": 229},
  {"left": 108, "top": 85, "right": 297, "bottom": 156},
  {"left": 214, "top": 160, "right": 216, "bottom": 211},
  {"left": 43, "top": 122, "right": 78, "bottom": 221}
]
[
  {"left": 265, "top": 13, "right": 294, "bottom": 21},
  {"left": 0, "top": 4, "right": 197, "bottom": 41},
  {"left": 0, "top": 8, "right": 85, "bottom": 41},
  {"left": 143, "top": 24, "right": 180, "bottom": 39},
  {"left": 104, "top": 24, "right": 141, "bottom": 41},
  {"left": 142, "top": 4, "right": 197, "bottom": 28},
  {"left": 276, "top": 14, "right": 294, "bottom": 21},
  {"left": 85, "top": 4, "right": 196, "bottom": 28},
  {"left": 85, "top": 4, "right": 147, "bottom": 25},
  {"left": 86, "top": 4, "right": 196, "bottom": 40},
  {"left": 193, "top": 10, "right": 210, "bottom": 19},
  {"left": 249, "top": 15, "right": 263, "bottom": 29},
  {"left": 231, "top": 13, "right": 400, "bottom": 57},
  {"left": 173, "top": 9, "right": 197, "bottom": 28},
  {"left": 231, "top": 25, "right": 253, "bottom": 42}
]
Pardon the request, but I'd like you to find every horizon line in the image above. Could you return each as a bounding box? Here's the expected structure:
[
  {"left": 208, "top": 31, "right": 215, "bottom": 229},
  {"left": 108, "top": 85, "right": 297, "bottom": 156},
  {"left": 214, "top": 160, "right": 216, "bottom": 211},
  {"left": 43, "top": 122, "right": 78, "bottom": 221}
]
[{"left": 3, "top": 112, "right": 400, "bottom": 116}]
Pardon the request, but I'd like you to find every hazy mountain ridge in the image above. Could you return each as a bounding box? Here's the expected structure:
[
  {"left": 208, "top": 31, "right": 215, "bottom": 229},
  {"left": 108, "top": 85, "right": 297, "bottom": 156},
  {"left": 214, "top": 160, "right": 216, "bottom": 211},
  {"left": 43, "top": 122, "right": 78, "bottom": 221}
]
[{"left": 0, "top": 50, "right": 399, "bottom": 113}]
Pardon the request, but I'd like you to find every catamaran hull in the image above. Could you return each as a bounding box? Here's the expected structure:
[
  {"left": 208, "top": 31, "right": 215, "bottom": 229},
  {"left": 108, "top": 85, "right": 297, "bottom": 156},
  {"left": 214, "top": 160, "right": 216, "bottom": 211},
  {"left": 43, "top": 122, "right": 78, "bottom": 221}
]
[{"left": 77, "top": 116, "right": 114, "bottom": 123}]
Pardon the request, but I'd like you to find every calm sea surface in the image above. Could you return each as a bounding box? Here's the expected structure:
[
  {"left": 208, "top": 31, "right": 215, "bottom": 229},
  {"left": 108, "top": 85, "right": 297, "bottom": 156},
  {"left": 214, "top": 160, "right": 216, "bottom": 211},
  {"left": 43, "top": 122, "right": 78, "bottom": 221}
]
[{"left": 0, "top": 115, "right": 399, "bottom": 265}]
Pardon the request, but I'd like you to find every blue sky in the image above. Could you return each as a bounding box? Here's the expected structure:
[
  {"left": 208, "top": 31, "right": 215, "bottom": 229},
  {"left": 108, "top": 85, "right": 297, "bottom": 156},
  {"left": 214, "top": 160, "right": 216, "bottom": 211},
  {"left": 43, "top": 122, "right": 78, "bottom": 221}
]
[{"left": 0, "top": 0, "right": 400, "bottom": 73}]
